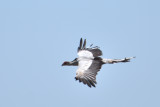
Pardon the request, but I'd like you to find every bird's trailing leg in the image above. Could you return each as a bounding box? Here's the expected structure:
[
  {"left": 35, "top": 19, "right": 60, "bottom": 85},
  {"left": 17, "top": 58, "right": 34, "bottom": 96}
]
[{"left": 102, "top": 57, "right": 135, "bottom": 64}]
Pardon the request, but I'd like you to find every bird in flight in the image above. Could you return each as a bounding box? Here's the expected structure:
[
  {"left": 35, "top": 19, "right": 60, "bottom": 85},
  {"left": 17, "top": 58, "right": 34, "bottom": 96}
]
[{"left": 62, "top": 38, "right": 135, "bottom": 88}]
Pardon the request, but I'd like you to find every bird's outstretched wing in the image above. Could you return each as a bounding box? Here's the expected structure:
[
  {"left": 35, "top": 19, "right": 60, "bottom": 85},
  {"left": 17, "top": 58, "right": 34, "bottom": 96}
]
[
  {"left": 77, "top": 38, "right": 102, "bottom": 57},
  {"left": 75, "top": 58, "right": 103, "bottom": 87},
  {"left": 76, "top": 38, "right": 103, "bottom": 87}
]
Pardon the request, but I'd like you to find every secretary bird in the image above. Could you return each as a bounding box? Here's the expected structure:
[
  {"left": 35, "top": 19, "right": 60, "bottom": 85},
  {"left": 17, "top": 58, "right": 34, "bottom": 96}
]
[{"left": 62, "top": 38, "right": 135, "bottom": 88}]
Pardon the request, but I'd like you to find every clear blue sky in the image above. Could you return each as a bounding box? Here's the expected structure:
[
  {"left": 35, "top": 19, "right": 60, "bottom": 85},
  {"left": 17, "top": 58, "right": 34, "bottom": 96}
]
[{"left": 0, "top": 0, "right": 160, "bottom": 107}]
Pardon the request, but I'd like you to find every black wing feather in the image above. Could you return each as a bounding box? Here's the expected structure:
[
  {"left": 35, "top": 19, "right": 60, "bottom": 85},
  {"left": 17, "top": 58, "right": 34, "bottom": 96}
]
[
  {"left": 82, "top": 39, "right": 86, "bottom": 49},
  {"left": 75, "top": 59, "right": 103, "bottom": 88},
  {"left": 77, "top": 38, "right": 102, "bottom": 57},
  {"left": 78, "top": 38, "right": 83, "bottom": 51}
]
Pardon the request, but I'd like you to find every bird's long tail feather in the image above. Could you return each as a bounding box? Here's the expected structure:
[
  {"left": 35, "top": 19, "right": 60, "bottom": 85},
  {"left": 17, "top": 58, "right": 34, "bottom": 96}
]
[{"left": 102, "top": 57, "right": 135, "bottom": 64}]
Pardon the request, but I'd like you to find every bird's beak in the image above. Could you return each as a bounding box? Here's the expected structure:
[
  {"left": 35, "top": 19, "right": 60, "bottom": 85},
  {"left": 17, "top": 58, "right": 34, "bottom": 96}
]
[{"left": 62, "top": 63, "right": 64, "bottom": 66}]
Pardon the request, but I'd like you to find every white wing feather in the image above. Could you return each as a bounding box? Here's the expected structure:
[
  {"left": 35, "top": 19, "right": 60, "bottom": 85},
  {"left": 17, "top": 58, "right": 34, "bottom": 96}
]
[
  {"left": 78, "top": 50, "right": 94, "bottom": 59},
  {"left": 78, "top": 59, "right": 92, "bottom": 71},
  {"left": 76, "top": 50, "right": 94, "bottom": 82}
]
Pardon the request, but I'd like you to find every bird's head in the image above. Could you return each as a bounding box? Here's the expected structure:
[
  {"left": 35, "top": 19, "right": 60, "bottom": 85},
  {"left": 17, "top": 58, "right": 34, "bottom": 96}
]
[{"left": 62, "top": 61, "right": 71, "bottom": 66}]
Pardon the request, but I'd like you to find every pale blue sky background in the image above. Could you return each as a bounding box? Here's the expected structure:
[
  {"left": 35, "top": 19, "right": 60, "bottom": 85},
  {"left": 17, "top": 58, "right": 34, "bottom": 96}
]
[{"left": 0, "top": 0, "right": 160, "bottom": 107}]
